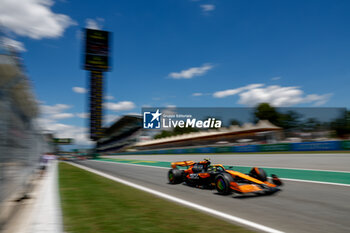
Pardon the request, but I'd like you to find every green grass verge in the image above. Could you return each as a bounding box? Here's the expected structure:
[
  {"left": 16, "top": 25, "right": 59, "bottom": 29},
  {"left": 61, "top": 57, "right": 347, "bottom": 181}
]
[{"left": 59, "top": 162, "right": 253, "bottom": 233}]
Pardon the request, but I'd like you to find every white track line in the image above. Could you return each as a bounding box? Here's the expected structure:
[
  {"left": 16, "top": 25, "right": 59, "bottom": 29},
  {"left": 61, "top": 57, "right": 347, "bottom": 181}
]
[
  {"left": 279, "top": 178, "right": 350, "bottom": 187},
  {"left": 92, "top": 159, "right": 169, "bottom": 169},
  {"left": 68, "top": 162, "right": 284, "bottom": 233},
  {"left": 91, "top": 160, "right": 350, "bottom": 187},
  {"left": 101, "top": 157, "right": 350, "bottom": 173},
  {"left": 232, "top": 165, "right": 350, "bottom": 174}
]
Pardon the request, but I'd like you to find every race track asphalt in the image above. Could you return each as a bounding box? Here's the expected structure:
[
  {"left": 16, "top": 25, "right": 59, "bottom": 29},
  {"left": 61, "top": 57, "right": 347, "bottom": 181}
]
[
  {"left": 107, "top": 153, "right": 350, "bottom": 172},
  {"left": 75, "top": 153, "right": 350, "bottom": 233}
]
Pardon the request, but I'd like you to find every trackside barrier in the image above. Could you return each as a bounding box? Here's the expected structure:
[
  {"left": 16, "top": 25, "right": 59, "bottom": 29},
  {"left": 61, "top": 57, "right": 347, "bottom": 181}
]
[
  {"left": 112, "top": 140, "right": 350, "bottom": 155},
  {"left": 233, "top": 145, "right": 258, "bottom": 153},
  {"left": 214, "top": 146, "right": 232, "bottom": 153},
  {"left": 291, "top": 141, "right": 340, "bottom": 151},
  {"left": 258, "top": 143, "right": 291, "bottom": 152},
  {"left": 341, "top": 141, "right": 350, "bottom": 150}
]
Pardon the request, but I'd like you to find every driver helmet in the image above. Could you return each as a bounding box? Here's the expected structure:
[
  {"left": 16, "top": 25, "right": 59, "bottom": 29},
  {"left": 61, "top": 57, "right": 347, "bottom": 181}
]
[{"left": 203, "top": 158, "right": 211, "bottom": 166}]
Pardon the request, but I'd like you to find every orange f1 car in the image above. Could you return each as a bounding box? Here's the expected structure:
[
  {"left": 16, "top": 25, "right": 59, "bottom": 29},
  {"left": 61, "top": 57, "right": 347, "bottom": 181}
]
[{"left": 168, "top": 159, "right": 282, "bottom": 195}]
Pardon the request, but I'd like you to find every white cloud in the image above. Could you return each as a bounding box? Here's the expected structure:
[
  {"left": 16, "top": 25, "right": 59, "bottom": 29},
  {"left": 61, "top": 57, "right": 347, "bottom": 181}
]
[
  {"left": 200, "top": 4, "right": 215, "bottom": 12},
  {"left": 192, "top": 92, "right": 211, "bottom": 97},
  {"left": 127, "top": 112, "right": 142, "bottom": 116},
  {"left": 104, "top": 95, "right": 114, "bottom": 100},
  {"left": 36, "top": 117, "right": 54, "bottom": 127},
  {"left": 238, "top": 85, "right": 302, "bottom": 106},
  {"left": 36, "top": 119, "right": 93, "bottom": 146},
  {"left": 76, "top": 112, "right": 89, "bottom": 119},
  {"left": 169, "top": 63, "right": 213, "bottom": 79},
  {"left": 40, "top": 103, "right": 75, "bottom": 119},
  {"left": 85, "top": 18, "right": 104, "bottom": 30},
  {"left": 213, "top": 84, "right": 264, "bottom": 98},
  {"left": 41, "top": 104, "right": 71, "bottom": 115},
  {"left": 214, "top": 84, "right": 332, "bottom": 107},
  {"left": 104, "top": 101, "right": 136, "bottom": 112},
  {"left": 37, "top": 103, "right": 92, "bottom": 146},
  {"left": 303, "top": 93, "right": 333, "bottom": 106},
  {"left": 0, "top": 0, "right": 76, "bottom": 39},
  {"left": 2, "top": 37, "right": 26, "bottom": 52},
  {"left": 72, "top": 86, "right": 87, "bottom": 94},
  {"left": 271, "top": 76, "right": 281, "bottom": 81},
  {"left": 50, "top": 112, "right": 74, "bottom": 119}
]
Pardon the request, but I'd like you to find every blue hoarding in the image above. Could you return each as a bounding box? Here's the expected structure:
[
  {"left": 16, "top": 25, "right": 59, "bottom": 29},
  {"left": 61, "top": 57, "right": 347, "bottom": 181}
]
[
  {"left": 234, "top": 145, "right": 258, "bottom": 152},
  {"left": 291, "top": 141, "right": 341, "bottom": 151}
]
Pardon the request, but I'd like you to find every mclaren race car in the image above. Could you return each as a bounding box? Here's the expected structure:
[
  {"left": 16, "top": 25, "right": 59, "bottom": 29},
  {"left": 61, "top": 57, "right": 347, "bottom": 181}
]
[{"left": 168, "top": 159, "right": 282, "bottom": 195}]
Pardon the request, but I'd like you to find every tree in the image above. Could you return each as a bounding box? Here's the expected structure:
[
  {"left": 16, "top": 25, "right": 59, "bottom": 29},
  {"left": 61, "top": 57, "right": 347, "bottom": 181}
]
[
  {"left": 254, "top": 103, "right": 280, "bottom": 126},
  {"left": 302, "top": 118, "right": 321, "bottom": 132},
  {"left": 173, "top": 126, "right": 199, "bottom": 135},
  {"left": 154, "top": 130, "right": 173, "bottom": 139},
  {"left": 330, "top": 111, "right": 350, "bottom": 137},
  {"left": 254, "top": 104, "right": 302, "bottom": 130},
  {"left": 278, "top": 110, "right": 301, "bottom": 130},
  {"left": 229, "top": 119, "right": 241, "bottom": 126}
]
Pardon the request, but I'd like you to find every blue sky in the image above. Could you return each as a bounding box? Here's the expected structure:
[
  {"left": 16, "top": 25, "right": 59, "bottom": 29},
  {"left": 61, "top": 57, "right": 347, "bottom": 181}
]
[{"left": 2, "top": 0, "right": 350, "bottom": 145}]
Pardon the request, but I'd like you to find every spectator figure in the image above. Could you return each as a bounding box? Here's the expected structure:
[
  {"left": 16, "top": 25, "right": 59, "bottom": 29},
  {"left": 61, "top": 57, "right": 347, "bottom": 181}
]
[{"left": 39, "top": 153, "right": 49, "bottom": 177}]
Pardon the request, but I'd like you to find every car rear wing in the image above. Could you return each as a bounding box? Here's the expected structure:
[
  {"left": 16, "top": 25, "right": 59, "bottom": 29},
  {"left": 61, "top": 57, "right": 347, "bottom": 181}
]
[{"left": 171, "top": 160, "right": 195, "bottom": 169}]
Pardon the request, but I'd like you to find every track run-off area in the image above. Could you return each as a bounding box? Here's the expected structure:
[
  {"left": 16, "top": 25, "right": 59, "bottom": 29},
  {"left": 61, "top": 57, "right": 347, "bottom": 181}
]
[{"left": 74, "top": 153, "right": 350, "bottom": 233}]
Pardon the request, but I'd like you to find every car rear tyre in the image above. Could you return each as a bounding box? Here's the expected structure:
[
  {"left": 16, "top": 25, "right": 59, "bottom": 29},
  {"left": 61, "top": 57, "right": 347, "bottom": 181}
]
[
  {"left": 168, "top": 169, "right": 184, "bottom": 184},
  {"left": 215, "top": 173, "right": 233, "bottom": 195},
  {"left": 249, "top": 167, "right": 267, "bottom": 182}
]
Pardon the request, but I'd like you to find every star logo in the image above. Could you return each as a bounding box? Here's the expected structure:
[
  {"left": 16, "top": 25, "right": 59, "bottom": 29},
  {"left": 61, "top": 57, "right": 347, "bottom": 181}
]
[
  {"left": 151, "top": 109, "right": 162, "bottom": 122},
  {"left": 143, "top": 109, "right": 162, "bottom": 129}
]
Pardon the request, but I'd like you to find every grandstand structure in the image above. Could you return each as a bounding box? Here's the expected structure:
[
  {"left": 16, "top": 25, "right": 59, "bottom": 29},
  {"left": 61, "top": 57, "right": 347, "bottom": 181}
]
[
  {"left": 96, "top": 117, "right": 282, "bottom": 153},
  {"left": 96, "top": 115, "right": 143, "bottom": 153},
  {"left": 134, "top": 120, "right": 282, "bottom": 151}
]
